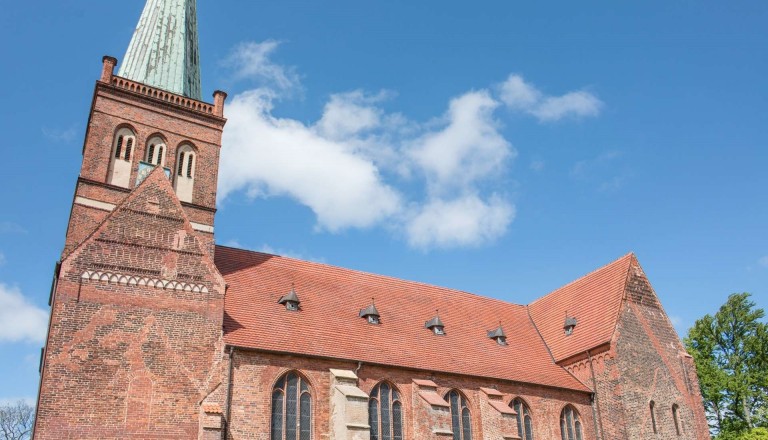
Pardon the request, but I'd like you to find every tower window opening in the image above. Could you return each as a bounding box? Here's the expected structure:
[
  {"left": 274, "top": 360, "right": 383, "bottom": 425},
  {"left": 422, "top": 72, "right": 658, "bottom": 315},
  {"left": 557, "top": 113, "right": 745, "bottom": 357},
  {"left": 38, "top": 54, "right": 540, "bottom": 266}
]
[
  {"left": 186, "top": 154, "right": 194, "bottom": 178},
  {"left": 115, "top": 136, "right": 123, "bottom": 159},
  {"left": 108, "top": 128, "right": 135, "bottom": 188},
  {"left": 148, "top": 144, "right": 156, "bottom": 163},
  {"left": 124, "top": 138, "right": 133, "bottom": 160},
  {"left": 178, "top": 152, "right": 186, "bottom": 176}
]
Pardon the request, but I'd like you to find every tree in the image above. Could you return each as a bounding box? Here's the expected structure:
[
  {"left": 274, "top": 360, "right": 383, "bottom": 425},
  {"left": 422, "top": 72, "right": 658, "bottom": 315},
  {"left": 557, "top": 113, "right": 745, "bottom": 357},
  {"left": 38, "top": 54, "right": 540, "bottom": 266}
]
[
  {"left": 0, "top": 400, "right": 34, "bottom": 440},
  {"left": 685, "top": 293, "right": 768, "bottom": 438}
]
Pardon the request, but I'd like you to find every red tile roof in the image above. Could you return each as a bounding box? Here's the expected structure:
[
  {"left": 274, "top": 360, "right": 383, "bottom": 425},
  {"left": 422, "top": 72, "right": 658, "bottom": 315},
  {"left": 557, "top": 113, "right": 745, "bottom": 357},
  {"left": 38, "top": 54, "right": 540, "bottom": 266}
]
[
  {"left": 528, "top": 253, "right": 634, "bottom": 363},
  {"left": 215, "top": 246, "right": 590, "bottom": 393}
]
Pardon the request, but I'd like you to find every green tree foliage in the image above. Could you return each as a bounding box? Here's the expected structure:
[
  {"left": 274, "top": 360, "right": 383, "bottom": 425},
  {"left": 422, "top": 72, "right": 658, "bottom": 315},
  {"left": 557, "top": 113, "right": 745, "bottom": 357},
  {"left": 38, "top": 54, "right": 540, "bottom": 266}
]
[{"left": 685, "top": 293, "right": 768, "bottom": 438}]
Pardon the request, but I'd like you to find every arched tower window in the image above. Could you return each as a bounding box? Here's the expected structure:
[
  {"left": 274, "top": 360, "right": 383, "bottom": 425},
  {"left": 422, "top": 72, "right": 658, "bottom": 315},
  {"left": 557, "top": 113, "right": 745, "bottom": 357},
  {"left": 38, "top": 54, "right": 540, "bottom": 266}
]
[
  {"left": 369, "top": 382, "right": 403, "bottom": 440},
  {"left": 145, "top": 136, "right": 166, "bottom": 166},
  {"left": 271, "top": 371, "right": 312, "bottom": 440},
  {"left": 445, "top": 390, "right": 472, "bottom": 440},
  {"left": 512, "top": 398, "right": 534, "bottom": 440},
  {"left": 672, "top": 404, "right": 681, "bottom": 436},
  {"left": 560, "top": 405, "right": 583, "bottom": 440},
  {"left": 108, "top": 128, "right": 136, "bottom": 188},
  {"left": 650, "top": 401, "right": 657, "bottom": 434},
  {"left": 174, "top": 144, "right": 196, "bottom": 203}
]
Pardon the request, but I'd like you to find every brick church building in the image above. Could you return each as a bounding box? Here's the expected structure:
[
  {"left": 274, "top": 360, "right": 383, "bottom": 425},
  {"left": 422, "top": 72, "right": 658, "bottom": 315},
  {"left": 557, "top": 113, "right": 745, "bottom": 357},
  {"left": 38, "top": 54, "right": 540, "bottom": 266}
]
[{"left": 33, "top": 1, "right": 710, "bottom": 439}]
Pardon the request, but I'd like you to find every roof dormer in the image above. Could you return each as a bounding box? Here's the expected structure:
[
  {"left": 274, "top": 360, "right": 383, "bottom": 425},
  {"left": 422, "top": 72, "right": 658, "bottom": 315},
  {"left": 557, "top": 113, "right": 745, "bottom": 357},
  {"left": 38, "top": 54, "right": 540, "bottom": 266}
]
[
  {"left": 278, "top": 287, "right": 301, "bottom": 311},
  {"left": 487, "top": 323, "right": 507, "bottom": 345},
  {"left": 359, "top": 299, "right": 381, "bottom": 325},
  {"left": 564, "top": 316, "right": 578, "bottom": 336},
  {"left": 425, "top": 312, "right": 445, "bottom": 336}
]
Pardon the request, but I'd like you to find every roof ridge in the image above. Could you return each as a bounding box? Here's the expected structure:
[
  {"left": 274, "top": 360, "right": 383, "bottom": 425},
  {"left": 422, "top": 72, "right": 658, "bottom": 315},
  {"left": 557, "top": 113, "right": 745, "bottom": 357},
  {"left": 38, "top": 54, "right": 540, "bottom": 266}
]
[
  {"left": 215, "top": 245, "right": 529, "bottom": 309},
  {"left": 528, "top": 252, "right": 635, "bottom": 306}
]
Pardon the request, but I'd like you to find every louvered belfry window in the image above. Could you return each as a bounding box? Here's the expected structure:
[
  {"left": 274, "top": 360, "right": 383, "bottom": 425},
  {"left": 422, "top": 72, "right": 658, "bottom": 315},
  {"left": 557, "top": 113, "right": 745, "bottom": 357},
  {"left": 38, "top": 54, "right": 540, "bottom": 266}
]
[
  {"left": 271, "top": 371, "right": 312, "bottom": 440},
  {"left": 446, "top": 390, "right": 472, "bottom": 440},
  {"left": 513, "top": 398, "right": 535, "bottom": 440},
  {"left": 369, "top": 382, "right": 403, "bottom": 440},
  {"left": 560, "top": 405, "right": 583, "bottom": 440}
]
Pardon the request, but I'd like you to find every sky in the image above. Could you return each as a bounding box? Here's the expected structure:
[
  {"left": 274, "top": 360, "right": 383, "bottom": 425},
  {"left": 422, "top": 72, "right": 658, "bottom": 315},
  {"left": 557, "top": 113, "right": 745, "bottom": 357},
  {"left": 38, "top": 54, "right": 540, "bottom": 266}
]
[{"left": 0, "top": 0, "right": 767, "bottom": 405}]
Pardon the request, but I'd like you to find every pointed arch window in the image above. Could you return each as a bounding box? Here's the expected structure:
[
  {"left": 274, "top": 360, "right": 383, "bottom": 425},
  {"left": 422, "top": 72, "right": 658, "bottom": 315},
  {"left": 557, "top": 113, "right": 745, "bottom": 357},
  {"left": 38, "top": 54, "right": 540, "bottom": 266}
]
[
  {"left": 108, "top": 128, "right": 136, "bottom": 188},
  {"left": 174, "top": 144, "right": 196, "bottom": 203},
  {"left": 271, "top": 371, "right": 312, "bottom": 440},
  {"left": 672, "top": 404, "right": 681, "bottom": 436},
  {"left": 445, "top": 390, "right": 472, "bottom": 440},
  {"left": 560, "top": 405, "right": 583, "bottom": 440},
  {"left": 512, "top": 398, "right": 534, "bottom": 440},
  {"left": 369, "top": 382, "right": 403, "bottom": 440},
  {"left": 145, "top": 136, "right": 166, "bottom": 166}
]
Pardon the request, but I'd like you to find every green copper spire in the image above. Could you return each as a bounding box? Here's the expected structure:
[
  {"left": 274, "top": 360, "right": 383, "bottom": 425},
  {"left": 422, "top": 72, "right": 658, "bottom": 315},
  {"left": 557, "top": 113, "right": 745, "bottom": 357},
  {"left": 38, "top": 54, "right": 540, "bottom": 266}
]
[{"left": 118, "top": 0, "right": 202, "bottom": 100}]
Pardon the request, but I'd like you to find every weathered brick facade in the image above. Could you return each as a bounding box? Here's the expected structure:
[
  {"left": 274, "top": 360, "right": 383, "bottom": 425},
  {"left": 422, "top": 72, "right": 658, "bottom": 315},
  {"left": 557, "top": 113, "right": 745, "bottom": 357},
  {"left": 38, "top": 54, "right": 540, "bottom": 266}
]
[
  {"left": 34, "top": 5, "right": 711, "bottom": 439},
  {"left": 562, "top": 260, "right": 711, "bottom": 440}
]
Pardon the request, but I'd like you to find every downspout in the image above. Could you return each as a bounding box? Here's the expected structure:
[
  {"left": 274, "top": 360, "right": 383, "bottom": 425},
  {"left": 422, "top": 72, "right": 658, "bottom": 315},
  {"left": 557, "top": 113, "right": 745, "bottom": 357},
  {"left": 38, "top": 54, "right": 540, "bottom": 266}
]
[
  {"left": 587, "top": 349, "right": 606, "bottom": 440},
  {"left": 225, "top": 346, "right": 235, "bottom": 440}
]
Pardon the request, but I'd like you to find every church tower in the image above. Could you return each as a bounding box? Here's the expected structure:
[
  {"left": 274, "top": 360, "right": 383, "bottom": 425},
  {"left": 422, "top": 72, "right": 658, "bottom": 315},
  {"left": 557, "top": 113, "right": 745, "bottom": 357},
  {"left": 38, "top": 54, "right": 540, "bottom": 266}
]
[
  {"left": 34, "top": 1, "right": 229, "bottom": 438},
  {"left": 62, "top": 0, "right": 226, "bottom": 258}
]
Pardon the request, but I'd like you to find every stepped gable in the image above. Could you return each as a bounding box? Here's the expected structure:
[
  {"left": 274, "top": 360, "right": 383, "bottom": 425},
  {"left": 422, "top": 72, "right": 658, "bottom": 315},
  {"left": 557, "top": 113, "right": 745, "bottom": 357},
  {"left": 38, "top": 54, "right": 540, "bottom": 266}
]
[
  {"left": 528, "top": 253, "right": 634, "bottom": 363},
  {"left": 215, "top": 246, "right": 591, "bottom": 392},
  {"left": 63, "top": 166, "right": 224, "bottom": 294}
]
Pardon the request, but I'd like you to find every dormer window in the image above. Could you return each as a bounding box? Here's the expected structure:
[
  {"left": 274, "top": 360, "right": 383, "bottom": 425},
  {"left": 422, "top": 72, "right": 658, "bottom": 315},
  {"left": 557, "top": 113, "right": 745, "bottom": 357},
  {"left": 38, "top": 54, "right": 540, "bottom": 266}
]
[
  {"left": 425, "top": 313, "right": 445, "bottom": 336},
  {"left": 278, "top": 287, "right": 301, "bottom": 311},
  {"left": 359, "top": 300, "right": 381, "bottom": 325},
  {"left": 564, "top": 316, "right": 578, "bottom": 336},
  {"left": 487, "top": 324, "right": 507, "bottom": 346}
]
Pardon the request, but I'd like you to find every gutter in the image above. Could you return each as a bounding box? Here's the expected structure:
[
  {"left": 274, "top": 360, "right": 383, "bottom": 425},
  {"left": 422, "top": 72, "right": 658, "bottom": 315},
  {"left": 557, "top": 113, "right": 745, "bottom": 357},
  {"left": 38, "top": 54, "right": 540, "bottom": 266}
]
[
  {"left": 587, "top": 349, "right": 606, "bottom": 440},
  {"left": 225, "top": 346, "right": 235, "bottom": 439}
]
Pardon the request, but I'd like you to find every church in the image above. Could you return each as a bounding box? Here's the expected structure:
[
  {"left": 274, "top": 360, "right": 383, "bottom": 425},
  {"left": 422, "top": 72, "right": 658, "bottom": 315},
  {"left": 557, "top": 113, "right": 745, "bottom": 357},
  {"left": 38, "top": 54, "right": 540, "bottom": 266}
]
[{"left": 32, "top": 1, "right": 710, "bottom": 439}]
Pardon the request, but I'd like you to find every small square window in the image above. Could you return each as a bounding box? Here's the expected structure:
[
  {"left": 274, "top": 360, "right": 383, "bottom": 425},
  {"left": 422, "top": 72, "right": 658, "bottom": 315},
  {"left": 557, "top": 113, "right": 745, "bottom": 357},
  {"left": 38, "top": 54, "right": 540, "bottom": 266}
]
[
  {"left": 433, "top": 326, "right": 445, "bottom": 336},
  {"left": 286, "top": 301, "right": 299, "bottom": 311},
  {"left": 367, "top": 315, "right": 380, "bottom": 325}
]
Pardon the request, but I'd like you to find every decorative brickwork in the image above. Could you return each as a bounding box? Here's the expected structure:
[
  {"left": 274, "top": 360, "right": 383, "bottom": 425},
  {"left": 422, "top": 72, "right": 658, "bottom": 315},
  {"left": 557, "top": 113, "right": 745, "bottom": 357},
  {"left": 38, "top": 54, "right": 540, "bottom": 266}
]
[{"left": 35, "top": 168, "right": 227, "bottom": 439}]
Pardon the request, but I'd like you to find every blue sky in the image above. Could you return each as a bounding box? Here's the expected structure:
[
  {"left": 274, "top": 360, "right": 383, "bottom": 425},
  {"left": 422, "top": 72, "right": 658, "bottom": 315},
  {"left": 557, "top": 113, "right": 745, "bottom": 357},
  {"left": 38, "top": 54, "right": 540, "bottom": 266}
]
[{"left": 1, "top": 0, "right": 767, "bottom": 404}]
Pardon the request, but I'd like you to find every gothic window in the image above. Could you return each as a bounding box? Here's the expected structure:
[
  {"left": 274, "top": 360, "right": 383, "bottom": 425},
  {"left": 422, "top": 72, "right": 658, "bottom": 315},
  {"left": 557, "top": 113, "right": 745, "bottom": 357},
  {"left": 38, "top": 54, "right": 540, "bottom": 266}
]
[
  {"left": 145, "top": 136, "right": 166, "bottom": 166},
  {"left": 173, "top": 144, "right": 196, "bottom": 202},
  {"left": 512, "top": 398, "right": 534, "bottom": 440},
  {"left": 672, "top": 404, "right": 681, "bottom": 436},
  {"left": 650, "top": 401, "right": 657, "bottom": 434},
  {"left": 271, "top": 371, "right": 312, "bottom": 440},
  {"left": 108, "top": 128, "right": 136, "bottom": 188},
  {"left": 369, "top": 382, "right": 403, "bottom": 440},
  {"left": 446, "top": 390, "right": 472, "bottom": 440},
  {"left": 560, "top": 405, "right": 583, "bottom": 440}
]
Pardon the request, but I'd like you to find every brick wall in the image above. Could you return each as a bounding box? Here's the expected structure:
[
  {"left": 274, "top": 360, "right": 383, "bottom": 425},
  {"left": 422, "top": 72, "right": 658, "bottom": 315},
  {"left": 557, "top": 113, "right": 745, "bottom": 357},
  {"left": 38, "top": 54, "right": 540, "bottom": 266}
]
[
  {"left": 564, "top": 262, "right": 711, "bottom": 440},
  {"left": 63, "top": 59, "right": 225, "bottom": 257},
  {"left": 225, "top": 350, "right": 594, "bottom": 440},
  {"left": 34, "top": 169, "right": 227, "bottom": 439}
]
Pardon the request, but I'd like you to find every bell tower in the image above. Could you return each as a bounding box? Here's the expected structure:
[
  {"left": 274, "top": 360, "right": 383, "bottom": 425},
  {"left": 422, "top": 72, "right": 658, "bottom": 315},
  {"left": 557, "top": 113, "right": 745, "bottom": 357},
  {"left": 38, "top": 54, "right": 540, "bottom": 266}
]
[
  {"left": 62, "top": 0, "right": 226, "bottom": 257},
  {"left": 35, "top": 1, "right": 229, "bottom": 438}
]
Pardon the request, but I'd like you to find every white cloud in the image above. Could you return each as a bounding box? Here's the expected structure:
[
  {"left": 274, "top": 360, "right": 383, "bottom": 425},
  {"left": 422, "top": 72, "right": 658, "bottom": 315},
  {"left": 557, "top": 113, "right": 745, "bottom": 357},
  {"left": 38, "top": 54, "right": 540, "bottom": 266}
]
[
  {"left": 224, "top": 40, "right": 300, "bottom": 92},
  {"left": 758, "top": 256, "right": 768, "bottom": 268},
  {"left": 530, "top": 159, "right": 545, "bottom": 172},
  {"left": 0, "top": 284, "right": 48, "bottom": 344},
  {"left": 42, "top": 126, "right": 77, "bottom": 143},
  {"left": 219, "top": 41, "right": 601, "bottom": 249},
  {"left": 407, "top": 91, "right": 514, "bottom": 195},
  {"left": 0, "top": 222, "right": 26, "bottom": 234},
  {"left": 499, "top": 74, "right": 603, "bottom": 122},
  {"left": 406, "top": 194, "right": 515, "bottom": 249},
  {"left": 220, "top": 90, "right": 402, "bottom": 231}
]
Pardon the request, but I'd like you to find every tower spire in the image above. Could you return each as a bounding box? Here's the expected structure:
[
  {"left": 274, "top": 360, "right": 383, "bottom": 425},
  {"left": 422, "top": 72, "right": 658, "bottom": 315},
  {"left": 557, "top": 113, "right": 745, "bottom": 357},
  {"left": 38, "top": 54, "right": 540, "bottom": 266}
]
[{"left": 118, "top": 0, "right": 202, "bottom": 100}]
